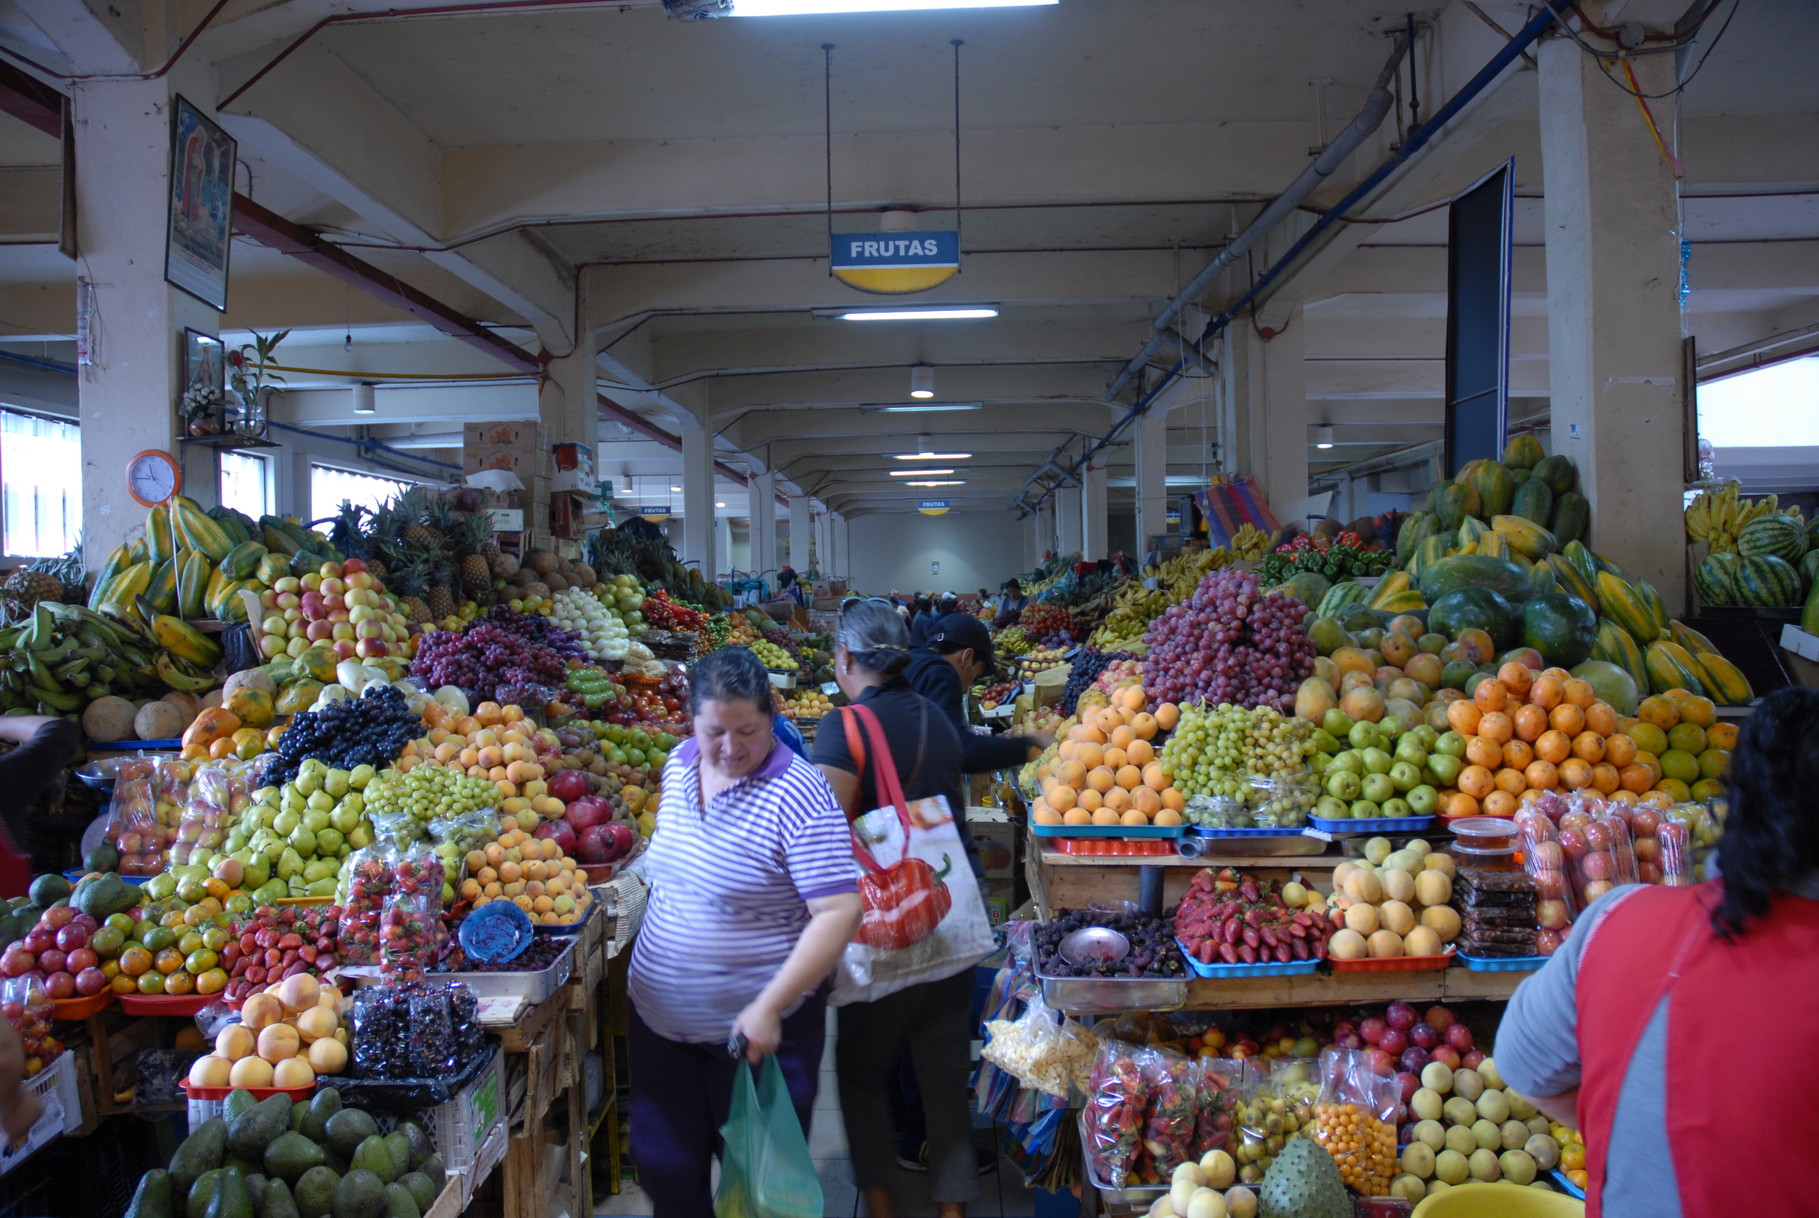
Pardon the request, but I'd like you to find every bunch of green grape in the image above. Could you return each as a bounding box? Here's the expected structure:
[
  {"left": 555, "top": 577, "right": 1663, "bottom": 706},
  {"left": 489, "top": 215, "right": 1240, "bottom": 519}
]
[
  {"left": 1158, "top": 703, "right": 1251, "bottom": 799},
  {"left": 1241, "top": 707, "right": 1316, "bottom": 780},
  {"left": 365, "top": 763, "right": 502, "bottom": 826}
]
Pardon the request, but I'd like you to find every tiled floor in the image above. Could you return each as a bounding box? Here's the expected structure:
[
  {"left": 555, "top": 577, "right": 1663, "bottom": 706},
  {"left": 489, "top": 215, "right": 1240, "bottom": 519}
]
[{"left": 598, "top": 1018, "right": 1038, "bottom": 1218}]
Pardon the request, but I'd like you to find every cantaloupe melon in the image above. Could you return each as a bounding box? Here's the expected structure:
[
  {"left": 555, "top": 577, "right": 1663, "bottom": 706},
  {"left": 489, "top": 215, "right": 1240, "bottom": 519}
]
[
  {"left": 133, "top": 700, "right": 187, "bottom": 741},
  {"left": 82, "top": 695, "right": 138, "bottom": 742}
]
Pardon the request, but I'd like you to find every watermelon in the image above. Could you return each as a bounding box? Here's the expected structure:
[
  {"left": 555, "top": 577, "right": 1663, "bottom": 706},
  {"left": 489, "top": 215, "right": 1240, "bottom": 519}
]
[
  {"left": 1550, "top": 492, "right": 1590, "bottom": 546},
  {"left": 1808, "top": 515, "right": 1819, "bottom": 551},
  {"left": 1428, "top": 586, "right": 1520, "bottom": 650},
  {"left": 1737, "top": 513, "right": 1807, "bottom": 563},
  {"left": 1800, "top": 550, "right": 1819, "bottom": 587},
  {"left": 1510, "top": 478, "right": 1554, "bottom": 527},
  {"left": 1735, "top": 554, "right": 1802, "bottom": 606},
  {"left": 1532, "top": 454, "right": 1578, "bottom": 497},
  {"left": 1692, "top": 553, "right": 1738, "bottom": 607},
  {"left": 1415, "top": 554, "right": 1533, "bottom": 607},
  {"left": 1521, "top": 591, "right": 1599, "bottom": 668},
  {"left": 1315, "top": 581, "right": 1371, "bottom": 619}
]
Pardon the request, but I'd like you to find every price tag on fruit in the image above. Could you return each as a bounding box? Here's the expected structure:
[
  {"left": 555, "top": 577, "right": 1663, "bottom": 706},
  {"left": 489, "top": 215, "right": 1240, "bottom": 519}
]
[{"left": 820, "top": 682, "right": 838, "bottom": 696}]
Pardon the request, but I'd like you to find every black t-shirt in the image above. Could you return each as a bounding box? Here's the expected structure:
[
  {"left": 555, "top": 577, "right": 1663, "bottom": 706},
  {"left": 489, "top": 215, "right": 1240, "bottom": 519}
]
[
  {"left": 0, "top": 719, "right": 79, "bottom": 862},
  {"left": 901, "top": 650, "right": 1034, "bottom": 774},
  {"left": 810, "top": 680, "right": 977, "bottom": 866}
]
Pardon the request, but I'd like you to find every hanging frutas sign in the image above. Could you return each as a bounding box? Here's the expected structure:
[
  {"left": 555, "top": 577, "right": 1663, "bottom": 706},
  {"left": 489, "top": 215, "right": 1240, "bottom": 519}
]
[
  {"left": 831, "top": 231, "right": 960, "bottom": 294},
  {"left": 918, "top": 499, "right": 951, "bottom": 516},
  {"left": 637, "top": 505, "right": 671, "bottom": 522}
]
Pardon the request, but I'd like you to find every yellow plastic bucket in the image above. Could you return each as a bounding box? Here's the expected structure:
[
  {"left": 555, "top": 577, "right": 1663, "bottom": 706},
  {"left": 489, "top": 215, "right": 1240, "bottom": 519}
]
[{"left": 1410, "top": 1181, "right": 1586, "bottom": 1218}]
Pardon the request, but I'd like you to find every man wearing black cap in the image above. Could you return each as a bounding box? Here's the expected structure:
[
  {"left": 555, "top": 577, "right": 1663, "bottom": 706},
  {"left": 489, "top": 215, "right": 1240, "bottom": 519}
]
[{"left": 904, "top": 613, "right": 1050, "bottom": 772}]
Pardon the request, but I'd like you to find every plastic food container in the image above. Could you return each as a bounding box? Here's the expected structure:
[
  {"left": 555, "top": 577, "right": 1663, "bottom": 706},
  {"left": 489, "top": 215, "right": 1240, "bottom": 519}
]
[
  {"left": 1030, "top": 822, "right": 1184, "bottom": 839},
  {"left": 1177, "top": 940, "right": 1319, "bottom": 979},
  {"left": 1457, "top": 953, "right": 1546, "bottom": 972},
  {"left": 1329, "top": 951, "right": 1453, "bottom": 972},
  {"left": 1451, "top": 843, "right": 1520, "bottom": 870},
  {"left": 1310, "top": 814, "right": 1437, "bottom": 835},
  {"left": 1034, "top": 963, "right": 1187, "bottom": 1014},
  {"left": 1447, "top": 816, "right": 1520, "bottom": 850},
  {"left": 50, "top": 991, "right": 114, "bottom": 1022},
  {"left": 1055, "top": 838, "right": 1175, "bottom": 857},
  {"left": 183, "top": 1079, "right": 317, "bottom": 1131},
  {"left": 117, "top": 992, "right": 214, "bottom": 1017}
]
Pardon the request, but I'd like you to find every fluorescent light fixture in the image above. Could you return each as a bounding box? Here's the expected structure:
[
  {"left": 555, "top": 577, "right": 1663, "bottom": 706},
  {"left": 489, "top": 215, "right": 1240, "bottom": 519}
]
[
  {"left": 905, "top": 480, "right": 965, "bottom": 487},
  {"left": 909, "top": 365, "right": 935, "bottom": 398},
  {"left": 862, "top": 401, "right": 983, "bottom": 414},
  {"left": 1315, "top": 425, "right": 1335, "bottom": 449},
  {"left": 735, "top": 0, "right": 1051, "bottom": 13},
  {"left": 892, "top": 452, "right": 972, "bottom": 460},
  {"left": 715, "top": 501, "right": 726, "bottom": 508},
  {"left": 670, "top": 485, "right": 682, "bottom": 492},
  {"left": 351, "top": 383, "right": 376, "bottom": 415},
  {"left": 830, "top": 306, "right": 999, "bottom": 321},
  {"left": 890, "top": 468, "right": 954, "bottom": 476}
]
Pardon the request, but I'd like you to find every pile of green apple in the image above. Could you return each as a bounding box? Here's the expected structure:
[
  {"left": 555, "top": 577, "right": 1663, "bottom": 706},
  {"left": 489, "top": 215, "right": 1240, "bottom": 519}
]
[
  {"left": 1306, "top": 708, "right": 1468, "bottom": 821},
  {"left": 189, "top": 760, "right": 378, "bottom": 899}
]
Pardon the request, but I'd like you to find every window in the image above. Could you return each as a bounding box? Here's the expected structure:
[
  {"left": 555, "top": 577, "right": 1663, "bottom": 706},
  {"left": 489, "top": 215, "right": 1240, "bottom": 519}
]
[
  {"left": 1, "top": 410, "right": 82, "bottom": 558},
  {"left": 311, "top": 465, "right": 413, "bottom": 523},
  {"left": 218, "top": 452, "right": 269, "bottom": 518},
  {"left": 1698, "top": 356, "right": 1819, "bottom": 448}
]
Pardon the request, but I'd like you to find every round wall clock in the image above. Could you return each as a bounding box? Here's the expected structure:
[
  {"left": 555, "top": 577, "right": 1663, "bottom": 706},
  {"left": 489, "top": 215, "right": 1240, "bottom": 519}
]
[{"left": 126, "top": 449, "right": 183, "bottom": 508}]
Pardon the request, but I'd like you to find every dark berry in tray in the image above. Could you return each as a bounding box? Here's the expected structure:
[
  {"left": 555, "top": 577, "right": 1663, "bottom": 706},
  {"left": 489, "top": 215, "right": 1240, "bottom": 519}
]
[{"left": 1035, "top": 909, "right": 1186, "bottom": 979}]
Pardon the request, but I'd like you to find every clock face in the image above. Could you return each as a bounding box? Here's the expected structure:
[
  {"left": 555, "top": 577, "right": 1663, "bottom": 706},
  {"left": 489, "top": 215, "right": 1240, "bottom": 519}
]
[{"left": 126, "top": 451, "right": 181, "bottom": 507}]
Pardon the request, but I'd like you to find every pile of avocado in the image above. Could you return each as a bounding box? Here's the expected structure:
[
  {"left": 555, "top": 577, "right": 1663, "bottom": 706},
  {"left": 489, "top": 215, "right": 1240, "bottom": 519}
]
[{"left": 124, "top": 1087, "right": 445, "bottom": 1218}]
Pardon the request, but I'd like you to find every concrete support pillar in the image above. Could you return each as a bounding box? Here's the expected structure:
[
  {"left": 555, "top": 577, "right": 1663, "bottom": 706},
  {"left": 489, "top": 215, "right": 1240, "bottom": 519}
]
[
  {"left": 1250, "top": 307, "right": 1309, "bottom": 522},
  {"left": 680, "top": 428, "right": 715, "bottom": 572},
  {"left": 1539, "top": 22, "right": 1687, "bottom": 609},
  {"left": 827, "top": 513, "right": 845, "bottom": 579},
  {"left": 788, "top": 496, "right": 812, "bottom": 571},
  {"left": 1081, "top": 462, "right": 1109, "bottom": 560},
  {"left": 1134, "top": 408, "right": 1170, "bottom": 552},
  {"left": 539, "top": 342, "right": 595, "bottom": 547},
  {"left": 1055, "top": 485, "right": 1083, "bottom": 556},
  {"left": 1022, "top": 513, "right": 1043, "bottom": 569},
  {"left": 73, "top": 74, "right": 223, "bottom": 565},
  {"left": 1036, "top": 499, "right": 1056, "bottom": 558},
  {"left": 748, "top": 471, "right": 777, "bottom": 577}
]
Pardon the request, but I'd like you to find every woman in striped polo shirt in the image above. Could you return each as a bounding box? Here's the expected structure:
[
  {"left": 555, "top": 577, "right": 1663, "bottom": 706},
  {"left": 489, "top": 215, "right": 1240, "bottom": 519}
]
[{"left": 627, "top": 647, "right": 863, "bottom": 1217}]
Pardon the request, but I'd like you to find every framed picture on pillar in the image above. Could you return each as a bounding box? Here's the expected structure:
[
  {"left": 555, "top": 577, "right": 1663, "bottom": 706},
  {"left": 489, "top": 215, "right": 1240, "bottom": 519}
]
[{"left": 164, "top": 96, "right": 236, "bottom": 311}]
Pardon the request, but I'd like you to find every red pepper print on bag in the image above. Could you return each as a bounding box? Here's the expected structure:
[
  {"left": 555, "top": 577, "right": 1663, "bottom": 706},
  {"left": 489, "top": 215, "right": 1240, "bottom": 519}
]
[{"left": 855, "top": 854, "right": 954, "bottom": 951}]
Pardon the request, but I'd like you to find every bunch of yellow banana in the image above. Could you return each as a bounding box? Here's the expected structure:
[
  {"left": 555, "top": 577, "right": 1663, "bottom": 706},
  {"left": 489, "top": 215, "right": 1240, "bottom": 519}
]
[
  {"left": 1088, "top": 548, "right": 1237, "bottom": 647},
  {"left": 1686, "top": 482, "right": 1787, "bottom": 553},
  {"left": 1229, "top": 523, "right": 1272, "bottom": 562}
]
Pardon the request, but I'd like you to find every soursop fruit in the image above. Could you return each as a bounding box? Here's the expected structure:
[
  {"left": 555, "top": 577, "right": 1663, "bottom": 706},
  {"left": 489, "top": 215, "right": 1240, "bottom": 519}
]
[{"left": 1259, "top": 1136, "right": 1350, "bottom": 1218}]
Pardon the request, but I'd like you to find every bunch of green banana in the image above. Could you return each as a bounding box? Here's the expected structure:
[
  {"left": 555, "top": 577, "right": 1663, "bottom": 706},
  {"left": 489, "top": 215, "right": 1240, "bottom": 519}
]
[
  {"left": 1686, "top": 482, "right": 1787, "bottom": 554},
  {"left": 0, "top": 601, "right": 162, "bottom": 716}
]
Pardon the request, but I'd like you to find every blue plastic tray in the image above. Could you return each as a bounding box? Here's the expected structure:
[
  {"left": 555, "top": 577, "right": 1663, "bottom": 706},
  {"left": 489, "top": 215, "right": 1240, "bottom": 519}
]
[
  {"left": 61, "top": 870, "right": 148, "bottom": 886},
  {"left": 1186, "top": 826, "right": 1310, "bottom": 838},
  {"left": 1176, "top": 939, "right": 1319, "bottom": 979},
  {"left": 86, "top": 738, "right": 180, "bottom": 751},
  {"left": 1551, "top": 1169, "right": 1584, "bottom": 1199},
  {"left": 532, "top": 896, "right": 601, "bottom": 935},
  {"left": 1457, "top": 952, "right": 1548, "bottom": 972},
  {"left": 1030, "top": 823, "right": 1184, "bottom": 839},
  {"left": 1307, "top": 814, "right": 1437, "bottom": 835}
]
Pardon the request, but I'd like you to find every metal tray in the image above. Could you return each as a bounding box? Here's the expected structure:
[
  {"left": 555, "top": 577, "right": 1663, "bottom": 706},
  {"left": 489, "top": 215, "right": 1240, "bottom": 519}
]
[
  {"left": 437, "top": 938, "right": 575, "bottom": 1004},
  {"left": 1034, "top": 963, "right": 1188, "bottom": 1014}
]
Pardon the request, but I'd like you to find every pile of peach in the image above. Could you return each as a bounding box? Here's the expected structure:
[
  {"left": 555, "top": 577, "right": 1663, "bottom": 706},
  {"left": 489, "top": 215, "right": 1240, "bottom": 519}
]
[{"left": 1030, "top": 687, "right": 1189, "bottom": 828}]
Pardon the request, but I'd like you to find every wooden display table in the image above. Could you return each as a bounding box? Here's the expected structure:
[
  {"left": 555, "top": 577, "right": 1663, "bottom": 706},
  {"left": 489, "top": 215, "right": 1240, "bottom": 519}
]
[{"left": 1027, "top": 836, "right": 1326, "bottom": 918}]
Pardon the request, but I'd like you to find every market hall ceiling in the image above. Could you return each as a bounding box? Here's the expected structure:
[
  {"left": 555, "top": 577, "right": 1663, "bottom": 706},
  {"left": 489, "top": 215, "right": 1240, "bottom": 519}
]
[{"left": 1, "top": 0, "right": 1818, "bottom": 514}]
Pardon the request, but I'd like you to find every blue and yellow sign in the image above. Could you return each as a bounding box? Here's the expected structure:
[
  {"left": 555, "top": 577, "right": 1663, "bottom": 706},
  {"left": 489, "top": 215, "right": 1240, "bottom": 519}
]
[
  {"left": 831, "top": 232, "right": 960, "bottom": 294},
  {"left": 636, "top": 505, "right": 671, "bottom": 522},
  {"left": 918, "top": 499, "right": 951, "bottom": 516}
]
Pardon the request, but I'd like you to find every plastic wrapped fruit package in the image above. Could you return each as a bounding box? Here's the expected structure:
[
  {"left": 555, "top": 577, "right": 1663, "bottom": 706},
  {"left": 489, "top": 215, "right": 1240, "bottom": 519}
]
[
  {"left": 1136, "top": 1046, "right": 1198, "bottom": 1180},
  {"left": 105, "top": 767, "right": 169, "bottom": 878},
  {"left": 337, "top": 846, "right": 394, "bottom": 965},
  {"left": 1595, "top": 811, "right": 1641, "bottom": 888},
  {"left": 350, "top": 980, "right": 483, "bottom": 1080},
  {"left": 1, "top": 976, "right": 61, "bottom": 1075},
  {"left": 1192, "top": 1056, "right": 1250, "bottom": 1157},
  {"left": 1247, "top": 773, "right": 1315, "bottom": 829},
  {"left": 170, "top": 759, "right": 245, "bottom": 867},
  {"left": 1515, "top": 810, "right": 1577, "bottom": 950},
  {"left": 379, "top": 891, "right": 448, "bottom": 984},
  {"left": 1654, "top": 812, "right": 1695, "bottom": 886},
  {"left": 1232, "top": 1058, "right": 1319, "bottom": 1184},
  {"left": 350, "top": 984, "right": 413, "bottom": 1078},
  {"left": 1081, "top": 1038, "right": 1149, "bottom": 1188},
  {"left": 1309, "top": 1046, "right": 1399, "bottom": 1197}
]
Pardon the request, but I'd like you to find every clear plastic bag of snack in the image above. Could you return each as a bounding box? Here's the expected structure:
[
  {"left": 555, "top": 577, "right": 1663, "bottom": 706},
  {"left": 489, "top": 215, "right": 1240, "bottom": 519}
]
[
  {"left": 350, "top": 984, "right": 414, "bottom": 1077},
  {"left": 1233, "top": 1058, "right": 1320, "bottom": 1184},
  {"left": 1082, "top": 1038, "right": 1149, "bottom": 1188},
  {"left": 379, "top": 891, "right": 446, "bottom": 983},
  {"left": 1309, "top": 1046, "right": 1398, "bottom": 1197},
  {"left": 1136, "top": 1046, "right": 1198, "bottom": 1180},
  {"left": 981, "top": 991, "right": 1098, "bottom": 1099},
  {"left": 1192, "top": 1056, "right": 1250, "bottom": 1158}
]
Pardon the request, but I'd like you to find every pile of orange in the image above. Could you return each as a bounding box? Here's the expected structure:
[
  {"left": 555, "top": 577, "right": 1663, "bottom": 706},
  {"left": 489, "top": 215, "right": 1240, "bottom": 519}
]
[
  {"left": 1436, "top": 662, "right": 1733, "bottom": 820},
  {"left": 1030, "top": 686, "right": 1190, "bottom": 828}
]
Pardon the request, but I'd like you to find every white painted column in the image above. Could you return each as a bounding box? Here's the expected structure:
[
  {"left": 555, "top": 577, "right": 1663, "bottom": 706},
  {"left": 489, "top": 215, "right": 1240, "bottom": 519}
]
[
  {"left": 538, "top": 343, "right": 595, "bottom": 548},
  {"left": 835, "top": 514, "right": 850, "bottom": 579},
  {"left": 788, "top": 496, "right": 812, "bottom": 571},
  {"left": 1036, "top": 499, "right": 1057, "bottom": 558},
  {"left": 715, "top": 511, "right": 732, "bottom": 579},
  {"left": 1081, "top": 462, "right": 1109, "bottom": 559},
  {"left": 1055, "top": 485, "right": 1083, "bottom": 556},
  {"left": 1250, "top": 307, "right": 1309, "bottom": 522},
  {"left": 1134, "top": 408, "right": 1170, "bottom": 552},
  {"left": 748, "top": 471, "right": 777, "bottom": 576},
  {"left": 1022, "top": 513, "right": 1042, "bottom": 569},
  {"left": 1539, "top": 19, "right": 1687, "bottom": 610},
  {"left": 680, "top": 427, "right": 716, "bottom": 572},
  {"left": 73, "top": 74, "right": 224, "bottom": 565}
]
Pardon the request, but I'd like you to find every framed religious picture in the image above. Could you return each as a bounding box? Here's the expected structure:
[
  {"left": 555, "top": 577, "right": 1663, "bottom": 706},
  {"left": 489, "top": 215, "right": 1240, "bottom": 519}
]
[
  {"left": 164, "top": 96, "right": 236, "bottom": 311},
  {"left": 181, "top": 328, "right": 226, "bottom": 436}
]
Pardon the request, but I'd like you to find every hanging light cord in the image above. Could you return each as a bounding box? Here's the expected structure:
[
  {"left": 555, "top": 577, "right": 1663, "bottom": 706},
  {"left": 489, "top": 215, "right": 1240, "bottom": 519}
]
[
  {"left": 953, "top": 39, "right": 964, "bottom": 252},
  {"left": 823, "top": 42, "right": 835, "bottom": 268}
]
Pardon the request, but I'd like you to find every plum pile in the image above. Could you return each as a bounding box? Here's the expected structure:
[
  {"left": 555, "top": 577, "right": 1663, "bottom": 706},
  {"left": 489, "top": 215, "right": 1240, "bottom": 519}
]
[{"left": 1035, "top": 910, "right": 1185, "bottom": 979}]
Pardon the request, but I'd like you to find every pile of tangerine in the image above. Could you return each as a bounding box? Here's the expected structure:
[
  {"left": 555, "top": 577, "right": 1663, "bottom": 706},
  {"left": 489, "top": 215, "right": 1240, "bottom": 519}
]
[
  {"left": 1030, "top": 686, "right": 1189, "bottom": 829},
  {"left": 1435, "top": 663, "right": 1733, "bottom": 821}
]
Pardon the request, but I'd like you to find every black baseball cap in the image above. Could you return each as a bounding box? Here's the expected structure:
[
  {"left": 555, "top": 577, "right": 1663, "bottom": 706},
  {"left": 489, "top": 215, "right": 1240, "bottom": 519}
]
[{"left": 928, "top": 613, "right": 997, "bottom": 678}]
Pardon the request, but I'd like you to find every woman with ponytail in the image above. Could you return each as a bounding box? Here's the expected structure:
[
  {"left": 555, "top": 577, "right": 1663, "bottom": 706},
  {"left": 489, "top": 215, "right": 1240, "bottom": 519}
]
[{"left": 1495, "top": 686, "right": 1819, "bottom": 1218}]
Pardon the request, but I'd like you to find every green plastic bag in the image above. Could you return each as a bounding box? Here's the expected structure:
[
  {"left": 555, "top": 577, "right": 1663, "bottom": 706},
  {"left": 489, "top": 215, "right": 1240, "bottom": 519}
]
[{"left": 715, "top": 1054, "right": 822, "bottom": 1218}]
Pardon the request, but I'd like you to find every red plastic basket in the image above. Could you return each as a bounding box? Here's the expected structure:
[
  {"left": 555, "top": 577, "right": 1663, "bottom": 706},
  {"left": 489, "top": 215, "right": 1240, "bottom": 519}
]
[
  {"left": 181, "top": 1079, "right": 317, "bottom": 1103},
  {"left": 117, "top": 992, "right": 215, "bottom": 1016},
  {"left": 1055, "top": 838, "right": 1175, "bottom": 857},
  {"left": 50, "top": 991, "right": 115, "bottom": 1022},
  {"left": 1329, "top": 952, "right": 1455, "bottom": 972}
]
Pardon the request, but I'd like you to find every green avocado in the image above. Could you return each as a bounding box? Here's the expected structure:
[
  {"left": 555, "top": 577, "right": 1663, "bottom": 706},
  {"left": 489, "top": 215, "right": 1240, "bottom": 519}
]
[
  {"left": 125, "top": 1169, "right": 175, "bottom": 1218},
  {"left": 331, "top": 1169, "right": 388, "bottom": 1218},
  {"left": 223, "top": 1089, "right": 260, "bottom": 1126},
  {"left": 264, "top": 1132, "right": 327, "bottom": 1184},
  {"left": 187, "top": 1169, "right": 224, "bottom": 1218},
  {"left": 324, "top": 1110, "right": 378, "bottom": 1161},
  {"left": 393, "top": 1122, "right": 433, "bottom": 1174},
  {"left": 84, "top": 842, "right": 121, "bottom": 873},
  {"left": 349, "top": 1136, "right": 397, "bottom": 1185},
  {"left": 205, "top": 1169, "right": 254, "bottom": 1218},
  {"left": 299, "top": 1090, "right": 342, "bottom": 1145},
  {"left": 293, "top": 1168, "right": 340, "bottom": 1218},
  {"left": 414, "top": 1157, "right": 443, "bottom": 1185},
  {"left": 229, "top": 1095, "right": 295, "bottom": 1162},
  {"left": 170, "top": 1118, "right": 228, "bottom": 1200},
  {"left": 395, "top": 1174, "right": 437, "bottom": 1216},
  {"left": 382, "top": 1183, "right": 420, "bottom": 1218},
  {"left": 381, "top": 1133, "right": 411, "bottom": 1182},
  {"left": 244, "top": 1175, "right": 267, "bottom": 1210},
  {"left": 260, "top": 1179, "right": 299, "bottom": 1218},
  {"left": 26, "top": 873, "right": 69, "bottom": 908}
]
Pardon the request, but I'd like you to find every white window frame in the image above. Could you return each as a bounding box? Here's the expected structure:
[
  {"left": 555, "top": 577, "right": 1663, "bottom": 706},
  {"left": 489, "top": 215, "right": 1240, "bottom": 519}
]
[
  {"left": 0, "top": 408, "right": 82, "bottom": 560},
  {"left": 217, "top": 450, "right": 271, "bottom": 519}
]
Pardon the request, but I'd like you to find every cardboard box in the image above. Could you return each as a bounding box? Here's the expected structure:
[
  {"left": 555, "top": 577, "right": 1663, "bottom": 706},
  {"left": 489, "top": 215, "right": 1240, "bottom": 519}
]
[
  {"left": 463, "top": 421, "right": 549, "bottom": 478},
  {"left": 811, "top": 580, "right": 832, "bottom": 598},
  {"left": 984, "top": 880, "right": 1017, "bottom": 926},
  {"left": 1781, "top": 624, "right": 1819, "bottom": 688},
  {"left": 969, "top": 808, "right": 1017, "bottom": 879}
]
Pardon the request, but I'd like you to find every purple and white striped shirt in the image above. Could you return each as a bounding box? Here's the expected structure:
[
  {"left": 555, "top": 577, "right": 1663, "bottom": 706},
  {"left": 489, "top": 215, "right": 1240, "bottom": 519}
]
[{"left": 628, "top": 733, "right": 857, "bottom": 1044}]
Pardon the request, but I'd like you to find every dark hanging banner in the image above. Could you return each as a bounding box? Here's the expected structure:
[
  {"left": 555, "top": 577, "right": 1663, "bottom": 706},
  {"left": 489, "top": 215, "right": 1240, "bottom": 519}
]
[{"left": 1444, "top": 159, "right": 1515, "bottom": 478}]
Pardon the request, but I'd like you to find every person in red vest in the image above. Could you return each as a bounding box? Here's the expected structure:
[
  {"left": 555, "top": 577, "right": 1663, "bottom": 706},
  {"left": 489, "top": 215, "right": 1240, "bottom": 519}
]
[
  {"left": 0, "top": 715, "right": 78, "bottom": 898},
  {"left": 1495, "top": 684, "right": 1819, "bottom": 1218}
]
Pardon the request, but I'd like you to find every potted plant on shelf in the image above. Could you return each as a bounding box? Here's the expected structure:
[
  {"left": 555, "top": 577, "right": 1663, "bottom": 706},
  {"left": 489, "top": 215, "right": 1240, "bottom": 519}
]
[{"left": 228, "top": 328, "right": 289, "bottom": 441}]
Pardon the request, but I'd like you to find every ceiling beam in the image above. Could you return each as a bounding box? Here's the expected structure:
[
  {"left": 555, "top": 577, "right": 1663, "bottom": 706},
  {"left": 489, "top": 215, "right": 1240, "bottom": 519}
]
[{"left": 0, "top": 61, "right": 62, "bottom": 137}]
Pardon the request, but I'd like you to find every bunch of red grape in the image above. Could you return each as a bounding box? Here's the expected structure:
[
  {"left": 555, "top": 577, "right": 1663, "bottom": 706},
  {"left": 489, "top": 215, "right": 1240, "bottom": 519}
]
[
  {"left": 1140, "top": 568, "right": 1315, "bottom": 713},
  {"left": 642, "top": 589, "right": 709, "bottom": 633},
  {"left": 411, "top": 614, "right": 581, "bottom": 707}
]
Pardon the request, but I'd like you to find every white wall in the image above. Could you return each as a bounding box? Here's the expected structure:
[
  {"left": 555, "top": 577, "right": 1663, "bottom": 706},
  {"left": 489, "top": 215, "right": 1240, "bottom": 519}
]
[{"left": 845, "top": 510, "right": 1025, "bottom": 597}]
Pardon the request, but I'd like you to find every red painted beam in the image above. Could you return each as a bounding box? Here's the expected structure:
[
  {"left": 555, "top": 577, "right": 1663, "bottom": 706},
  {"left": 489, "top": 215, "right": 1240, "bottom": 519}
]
[{"left": 0, "top": 61, "right": 63, "bottom": 138}]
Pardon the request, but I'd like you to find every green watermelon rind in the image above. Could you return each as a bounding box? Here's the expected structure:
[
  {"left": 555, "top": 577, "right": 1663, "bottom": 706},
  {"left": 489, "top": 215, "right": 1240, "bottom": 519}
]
[
  {"left": 1692, "top": 554, "right": 1737, "bottom": 607},
  {"left": 1737, "top": 514, "right": 1808, "bottom": 563},
  {"left": 1735, "top": 554, "right": 1802, "bottom": 606}
]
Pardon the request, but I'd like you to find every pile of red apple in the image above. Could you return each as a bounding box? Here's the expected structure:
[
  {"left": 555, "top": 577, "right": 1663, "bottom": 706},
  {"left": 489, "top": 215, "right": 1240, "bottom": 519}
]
[
  {"left": 1330, "top": 1002, "right": 1480, "bottom": 1123},
  {"left": 1, "top": 906, "right": 115, "bottom": 1001},
  {"left": 256, "top": 557, "right": 412, "bottom": 662},
  {"left": 536, "top": 769, "right": 638, "bottom": 868}
]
